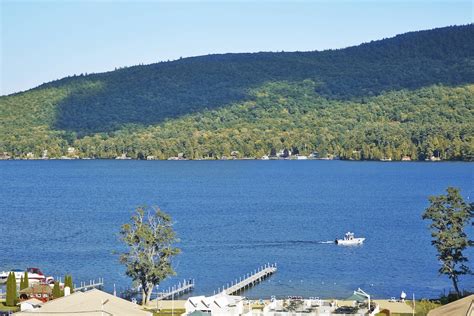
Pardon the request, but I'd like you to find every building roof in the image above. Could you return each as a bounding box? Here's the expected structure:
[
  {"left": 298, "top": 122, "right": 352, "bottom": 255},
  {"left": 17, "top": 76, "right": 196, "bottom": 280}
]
[
  {"left": 428, "top": 295, "right": 474, "bottom": 316},
  {"left": 19, "top": 298, "right": 44, "bottom": 306},
  {"left": 186, "top": 290, "right": 243, "bottom": 312},
  {"left": 15, "top": 288, "right": 152, "bottom": 316},
  {"left": 210, "top": 291, "right": 242, "bottom": 308},
  {"left": 19, "top": 284, "right": 52, "bottom": 295},
  {"left": 188, "top": 295, "right": 210, "bottom": 310},
  {"left": 345, "top": 293, "right": 367, "bottom": 302}
]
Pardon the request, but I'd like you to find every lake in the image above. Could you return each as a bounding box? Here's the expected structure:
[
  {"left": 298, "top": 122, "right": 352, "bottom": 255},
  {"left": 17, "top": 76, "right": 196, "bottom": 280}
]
[{"left": 1, "top": 160, "right": 473, "bottom": 299}]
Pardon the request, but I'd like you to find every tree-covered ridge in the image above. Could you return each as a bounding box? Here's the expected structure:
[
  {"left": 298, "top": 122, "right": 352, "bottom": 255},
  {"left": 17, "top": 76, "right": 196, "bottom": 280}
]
[
  {"left": 0, "top": 81, "right": 103, "bottom": 157},
  {"left": 0, "top": 25, "right": 473, "bottom": 160},
  {"left": 1, "top": 81, "right": 472, "bottom": 160},
  {"left": 11, "top": 24, "right": 473, "bottom": 134},
  {"left": 68, "top": 82, "right": 472, "bottom": 161}
]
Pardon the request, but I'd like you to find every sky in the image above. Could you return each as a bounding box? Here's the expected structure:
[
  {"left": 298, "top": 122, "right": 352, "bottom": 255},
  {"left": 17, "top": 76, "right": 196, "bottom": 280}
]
[{"left": 1, "top": 0, "right": 472, "bottom": 95}]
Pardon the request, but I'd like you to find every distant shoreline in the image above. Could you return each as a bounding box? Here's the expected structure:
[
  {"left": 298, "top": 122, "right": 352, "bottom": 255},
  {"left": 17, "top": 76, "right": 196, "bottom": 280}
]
[{"left": 0, "top": 158, "right": 472, "bottom": 162}]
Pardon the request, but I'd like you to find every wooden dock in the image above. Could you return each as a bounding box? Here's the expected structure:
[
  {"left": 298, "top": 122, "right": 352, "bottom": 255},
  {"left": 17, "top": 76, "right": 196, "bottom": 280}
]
[
  {"left": 154, "top": 279, "right": 195, "bottom": 300},
  {"left": 216, "top": 263, "right": 277, "bottom": 295},
  {"left": 74, "top": 278, "right": 104, "bottom": 291}
]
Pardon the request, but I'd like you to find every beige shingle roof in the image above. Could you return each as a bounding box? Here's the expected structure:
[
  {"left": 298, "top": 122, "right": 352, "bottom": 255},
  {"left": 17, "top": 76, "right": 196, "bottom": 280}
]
[
  {"left": 428, "top": 295, "right": 474, "bottom": 316},
  {"left": 15, "top": 288, "right": 152, "bottom": 316}
]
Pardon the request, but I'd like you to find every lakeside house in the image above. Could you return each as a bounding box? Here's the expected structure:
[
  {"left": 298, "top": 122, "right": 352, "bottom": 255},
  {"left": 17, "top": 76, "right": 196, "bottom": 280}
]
[
  {"left": 428, "top": 155, "right": 442, "bottom": 161},
  {"left": 15, "top": 288, "right": 152, "bottom": 316},
  {"left": 116, "top": 153, "right": 132, "bottom": 160},
  {"left": 0, "top": 152, "right": 12, "bottom": 160},
  {"left": 19, "top": 284, "right": 53, "bottom": 302}
]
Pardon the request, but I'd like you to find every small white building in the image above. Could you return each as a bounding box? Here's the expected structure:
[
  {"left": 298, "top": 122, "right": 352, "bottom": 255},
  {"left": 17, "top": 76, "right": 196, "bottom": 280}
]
[{"left": 184, "top": 291, "right": 244, "bottom": 315}]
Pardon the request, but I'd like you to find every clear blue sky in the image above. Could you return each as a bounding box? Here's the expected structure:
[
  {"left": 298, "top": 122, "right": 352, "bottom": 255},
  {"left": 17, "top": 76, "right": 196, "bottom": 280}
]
[{"left": 1, "top": 0, "right": 472, "bottom": 95}]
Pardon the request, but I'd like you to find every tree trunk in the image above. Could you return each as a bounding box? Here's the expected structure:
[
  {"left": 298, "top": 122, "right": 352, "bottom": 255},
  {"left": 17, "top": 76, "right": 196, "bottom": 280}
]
[
  {"left": 452, "top": 275, "right": 461, "bottom": 298},
  {"left": 145, "top": 286, "right": 153, "bottom": 306},
  {"left": 141, "top": 283, "right": 153, "bottom": 306},
  {"left": 141, "top": 288, "right": 147, "bottom": 306}
]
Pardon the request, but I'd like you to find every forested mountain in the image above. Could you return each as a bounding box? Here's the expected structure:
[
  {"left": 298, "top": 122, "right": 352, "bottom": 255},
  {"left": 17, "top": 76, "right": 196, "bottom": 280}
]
[{"left": 1, "top": 25, "right": 473, "bottom": 160}]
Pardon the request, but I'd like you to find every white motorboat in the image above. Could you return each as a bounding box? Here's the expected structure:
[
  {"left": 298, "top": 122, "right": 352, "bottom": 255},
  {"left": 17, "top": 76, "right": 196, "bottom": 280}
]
[
  {"left": 335, "top": 232, "right": 365, "bottom": 245},
  {"left": 0, "top": 267, "right": 54, "bottom": 284},
  {"left": 0, "top": 269, "right": 23, "bottom": 284}
]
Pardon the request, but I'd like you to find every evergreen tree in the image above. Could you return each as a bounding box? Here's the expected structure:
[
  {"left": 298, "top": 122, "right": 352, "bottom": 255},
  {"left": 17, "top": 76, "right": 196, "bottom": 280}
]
[
  {"left": 20, "top": 271, "right": 29, "bottom": 290},
  {"left": 6, "top": 272, "right": 16, "bottom": 306},
  {"left": 64, "top": 275, "right": 74, "bottom": 293},
  {"left": 23, "top": 271, "right": 29, "bottom": 290},
  {"left": 6, "top": 273, "right": 12, "bottom": 306},
  {"left": 422, "top": 187, "right": 473, "bottom": 297},
  {"left": 52, "top": 281, "right": 61, "bottom": 298}
]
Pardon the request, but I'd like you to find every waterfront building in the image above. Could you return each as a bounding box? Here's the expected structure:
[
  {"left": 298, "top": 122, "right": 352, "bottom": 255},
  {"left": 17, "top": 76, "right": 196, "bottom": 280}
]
[{"left": 19, "top": 284, "right": 53, "bottom": 302}]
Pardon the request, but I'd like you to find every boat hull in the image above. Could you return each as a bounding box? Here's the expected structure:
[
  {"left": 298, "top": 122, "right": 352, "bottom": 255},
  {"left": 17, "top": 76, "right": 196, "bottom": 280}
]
[
  {"left": 335, "top": 238, "right": 365, "bottom": 245},
  {"left": 0, "top": 271, "right": 53, "bottom": 284}
]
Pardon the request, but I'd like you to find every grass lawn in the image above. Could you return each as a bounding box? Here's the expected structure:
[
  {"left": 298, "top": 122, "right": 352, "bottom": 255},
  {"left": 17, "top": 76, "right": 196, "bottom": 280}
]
[
  {"left": 149, "top": 308, "right": 186, "bottom": 316},
  {"left": 0, "top": 300, "right": 19, "bottom": 312},
  {"left": 408, "top": 299, "right": 441, "bottom": 316}
]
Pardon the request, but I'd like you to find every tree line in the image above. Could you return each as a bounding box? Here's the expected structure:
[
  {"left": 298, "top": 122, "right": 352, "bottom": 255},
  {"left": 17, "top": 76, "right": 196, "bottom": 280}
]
[{"left": 2, "top": 82, "right": 471, "bottom": 161}]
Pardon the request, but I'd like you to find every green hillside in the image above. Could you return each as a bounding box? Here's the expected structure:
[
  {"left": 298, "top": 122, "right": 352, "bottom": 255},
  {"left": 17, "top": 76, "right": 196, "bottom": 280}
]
[{"left": 1, "top": 25, "right": 473, "bottom": 160}]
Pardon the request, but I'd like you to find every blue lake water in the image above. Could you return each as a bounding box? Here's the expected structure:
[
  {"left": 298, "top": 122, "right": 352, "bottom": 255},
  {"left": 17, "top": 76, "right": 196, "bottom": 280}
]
[{"left": 1, "top": 160, "right": 473, "bottom": 299}]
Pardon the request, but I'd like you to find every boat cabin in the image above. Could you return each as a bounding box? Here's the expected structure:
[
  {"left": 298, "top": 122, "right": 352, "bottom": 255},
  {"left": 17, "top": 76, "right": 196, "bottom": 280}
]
[
  {"left": 27, "top": 268, "right": 44, "bottom": 276},
  {"left": 344, "top": 232, "right": 355, "bottom": 240}
]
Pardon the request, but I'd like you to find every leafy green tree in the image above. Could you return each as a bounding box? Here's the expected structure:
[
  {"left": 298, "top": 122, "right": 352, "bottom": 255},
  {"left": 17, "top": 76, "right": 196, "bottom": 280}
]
[
  {"left": 422, "top": 187, "right": 473, "bottom": 297},
  {"left": 119, "top": 206, "right": 180, "bottom": 305},
  {"left": 6, "top": 272, "right": 16, "bottom": 306}
]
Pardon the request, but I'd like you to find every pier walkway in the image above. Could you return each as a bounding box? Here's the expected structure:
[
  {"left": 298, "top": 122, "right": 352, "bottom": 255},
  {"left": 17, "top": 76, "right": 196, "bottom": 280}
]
[
  {"left": 74, "top": 278, "right": 104, "bottom": 291},
  {"left": 217, "top": 263, "right": 277, "bottom": 295},
  {"left": 154, "top": 279, "right": 195, "bottom": 300}
]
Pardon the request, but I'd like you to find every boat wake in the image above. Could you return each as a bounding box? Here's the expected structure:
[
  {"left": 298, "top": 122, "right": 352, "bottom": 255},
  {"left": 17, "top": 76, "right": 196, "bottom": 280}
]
[{"left": 190, "top": 240, "right": 337, "bottom": 249}]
